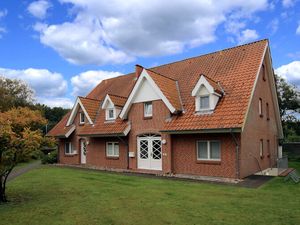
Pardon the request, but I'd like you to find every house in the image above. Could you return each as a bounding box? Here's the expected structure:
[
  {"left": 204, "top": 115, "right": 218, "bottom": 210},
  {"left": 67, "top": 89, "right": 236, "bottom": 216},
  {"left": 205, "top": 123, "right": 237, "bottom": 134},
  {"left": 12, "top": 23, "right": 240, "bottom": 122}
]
[{"left": 47, "top": 39, "right": 283, "bottom": 179}]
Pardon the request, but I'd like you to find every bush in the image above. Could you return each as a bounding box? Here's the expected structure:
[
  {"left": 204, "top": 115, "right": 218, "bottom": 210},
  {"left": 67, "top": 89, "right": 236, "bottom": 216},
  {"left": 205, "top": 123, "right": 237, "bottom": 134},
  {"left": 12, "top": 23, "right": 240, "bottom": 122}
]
[{"left": 41, "top": 150, "right": 58, "bottom": 164}]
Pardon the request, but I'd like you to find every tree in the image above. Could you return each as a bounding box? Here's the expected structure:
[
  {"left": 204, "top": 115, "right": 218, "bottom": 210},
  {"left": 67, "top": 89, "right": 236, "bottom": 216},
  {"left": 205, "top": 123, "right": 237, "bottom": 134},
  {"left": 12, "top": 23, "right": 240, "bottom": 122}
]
[
  {"left": 0, "top": 76, "right": 34, "bottom": 112},
  {"left": 0, "top": 107, "right": 54, "bottom": 203},
  {"left": 275, "top": 75, "right": 300, "bottom": 141}
]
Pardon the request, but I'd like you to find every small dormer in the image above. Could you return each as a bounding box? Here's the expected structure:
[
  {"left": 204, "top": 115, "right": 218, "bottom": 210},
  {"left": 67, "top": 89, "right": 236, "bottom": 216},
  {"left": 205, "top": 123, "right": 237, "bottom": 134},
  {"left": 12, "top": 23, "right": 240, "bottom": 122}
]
[
  {"left": 192, "top": 75, "right": 223, "bottom": 113},
  {"left": 102, "top": 94, "right": 127, "bottom": 121}
]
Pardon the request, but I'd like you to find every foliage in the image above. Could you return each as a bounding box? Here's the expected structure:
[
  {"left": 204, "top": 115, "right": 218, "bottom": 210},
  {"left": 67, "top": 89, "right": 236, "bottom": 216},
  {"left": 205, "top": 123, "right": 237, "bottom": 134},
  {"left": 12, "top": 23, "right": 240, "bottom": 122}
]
[
  {"left": 0, "top": 107, "right": 55, "bottom": 202},
  {"left": 275, "top": 75, "right": 300, "bottom": 141},
  {"left": 41, "top": 150, "right": 58, "bottom": 164},
  {"left": 0, "top": 77, "right": 34, "bottom": 112}
]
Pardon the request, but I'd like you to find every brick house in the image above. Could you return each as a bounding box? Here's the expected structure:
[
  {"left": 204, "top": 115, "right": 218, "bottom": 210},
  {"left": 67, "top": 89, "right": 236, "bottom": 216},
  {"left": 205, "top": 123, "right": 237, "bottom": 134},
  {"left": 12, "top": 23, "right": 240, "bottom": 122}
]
[{"left": 47, "top": 39, "right": 283, "bottom": 179}]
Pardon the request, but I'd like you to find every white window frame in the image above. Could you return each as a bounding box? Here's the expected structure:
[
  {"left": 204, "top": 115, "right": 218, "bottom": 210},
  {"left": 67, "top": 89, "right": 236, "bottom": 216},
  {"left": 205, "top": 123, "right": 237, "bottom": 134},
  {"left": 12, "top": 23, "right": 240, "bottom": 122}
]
[
  {"left": 65, "top": 142, "right": 74, "bottom": 155},
  {"left": 199, "top": 95, "right": 210, "bottom": 110},
  {"left": 106, "top": 108, "right": 115, "bottom": 120},
  {"left": 197, "top": 140, "right": 221, "bottom": 161},
  {"left": 106, "top": 142, "right": 119, "bottom": 157},
  {"left": 144, "top": 102, "right": 153, "bottom": 117},
  {"left": 79, "top": 112, "right": 85, "bottom": 124}
]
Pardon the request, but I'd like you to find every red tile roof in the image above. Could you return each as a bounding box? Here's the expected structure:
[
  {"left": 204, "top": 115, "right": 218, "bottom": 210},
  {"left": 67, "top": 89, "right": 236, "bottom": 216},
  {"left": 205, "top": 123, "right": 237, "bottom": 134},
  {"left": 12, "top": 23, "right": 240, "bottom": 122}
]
[
  {"left": 108, "top": 94, "right": 127, "bottom": 107},
  {"left": 79, "top": 97, "right": 101, "bottom": 121},
  {"left": 48, "top": 40, "right": 268, "bottom": 136}
]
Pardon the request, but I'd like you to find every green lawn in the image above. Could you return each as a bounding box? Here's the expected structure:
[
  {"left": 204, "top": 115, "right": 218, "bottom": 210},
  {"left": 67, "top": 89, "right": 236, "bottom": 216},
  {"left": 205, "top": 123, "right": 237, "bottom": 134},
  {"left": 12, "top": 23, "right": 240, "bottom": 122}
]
[{"left": 1, "top": 164, "right": 300, "bottom": 225}]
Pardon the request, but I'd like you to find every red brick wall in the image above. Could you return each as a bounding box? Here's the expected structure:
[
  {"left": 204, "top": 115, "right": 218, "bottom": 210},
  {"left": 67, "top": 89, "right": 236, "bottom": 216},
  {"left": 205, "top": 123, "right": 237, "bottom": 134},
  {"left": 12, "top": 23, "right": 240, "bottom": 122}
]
[
  {"left": 127, "top": 100, "right": 172, "bottom": 172},
  {"left": 240, "top": 58, "right": 280, "bottom": 178},
  {"left": 172, "top": 133, "right": 238, "bottom": 178}
]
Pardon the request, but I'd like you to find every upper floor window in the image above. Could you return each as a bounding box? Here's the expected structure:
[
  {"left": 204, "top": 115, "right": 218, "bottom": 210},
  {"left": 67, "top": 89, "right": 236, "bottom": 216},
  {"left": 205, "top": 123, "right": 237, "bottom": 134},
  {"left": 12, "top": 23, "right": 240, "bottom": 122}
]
[
  {"left": 106, "top": 108, "right": 115, "bottom": 120},
  {"left": 106, "top": 142, "right": 119, "bottom": 157},
  {"left": 197, "top": 140, "right": 221, "bottom": 161},
  {"left": 266, "top": 102, "right": 270, "bottom": 120},
  {"left": 259, "top": 98, "right": 263, "bottom": 117},
  {"left": 199, "top": 95, "right": 210, "bottom": 110},
  {"left": 144, "top": 102, "right": 153, "bottom": 117},
  {"left": 79, "top": 112, "right": 85, "bottom": 124}
]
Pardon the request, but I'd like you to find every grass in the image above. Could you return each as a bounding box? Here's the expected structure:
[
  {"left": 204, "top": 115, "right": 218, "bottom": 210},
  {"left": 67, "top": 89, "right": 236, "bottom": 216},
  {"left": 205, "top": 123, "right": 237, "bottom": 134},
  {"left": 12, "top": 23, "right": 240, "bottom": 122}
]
[{"left": 1, "top": 164, "right": 300, "bottom": 225}]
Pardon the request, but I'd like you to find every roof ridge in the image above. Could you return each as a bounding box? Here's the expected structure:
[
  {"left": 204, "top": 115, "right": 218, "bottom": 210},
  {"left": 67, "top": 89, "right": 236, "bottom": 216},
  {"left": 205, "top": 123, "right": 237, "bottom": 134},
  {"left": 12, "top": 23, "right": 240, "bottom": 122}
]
[
  {"left": 107, "top": 93, "right": 128, "bottom": 99},
  {"left": 146, "top": 68, "right": 178, "bottom": 82},
  {"left": 149, "top": 39, "right": 268, "bottom": 70},
  {"left": 79, "top": 96, "right": 101, "bottom": 101}
]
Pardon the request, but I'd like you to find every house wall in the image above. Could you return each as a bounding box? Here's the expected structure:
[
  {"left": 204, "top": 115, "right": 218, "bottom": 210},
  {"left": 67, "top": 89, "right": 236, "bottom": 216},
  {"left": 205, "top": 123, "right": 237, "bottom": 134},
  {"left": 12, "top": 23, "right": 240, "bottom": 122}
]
[
  {"left": 240, "top": 58, "right": 280, "bottom": 178},
  {"left": 172, "top": 133, "right": 238, "bottom": 178},
  {"left": 127, "top": 100, "right": 172, "bottom": 173}
]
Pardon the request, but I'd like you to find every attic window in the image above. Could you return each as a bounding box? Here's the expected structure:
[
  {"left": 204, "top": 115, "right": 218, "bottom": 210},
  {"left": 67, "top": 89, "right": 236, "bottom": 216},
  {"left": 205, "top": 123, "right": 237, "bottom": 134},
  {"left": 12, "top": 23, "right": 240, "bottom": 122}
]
[
  {"left": 106, "top": 108, "right": 115, "bottom": 120},
  {"left": 79, "top": 112, "right": 85, "bottom": 124},
  {"left": 144, "top": 102, "right": 153, "bottom": 117},
  {"left": 199, "top": 96, "right": 210, "bottom": 110}
]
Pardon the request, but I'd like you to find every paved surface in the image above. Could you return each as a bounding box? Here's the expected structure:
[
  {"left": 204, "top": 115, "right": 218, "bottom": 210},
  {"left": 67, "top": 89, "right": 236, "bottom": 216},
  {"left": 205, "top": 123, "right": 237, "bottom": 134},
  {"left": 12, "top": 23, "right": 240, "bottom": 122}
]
[
  {"left": 7, "top": 161, "right": 41, "bottom": 182},
  {"left": 237, "top": 175, "right": 274, "bottom": 188}
]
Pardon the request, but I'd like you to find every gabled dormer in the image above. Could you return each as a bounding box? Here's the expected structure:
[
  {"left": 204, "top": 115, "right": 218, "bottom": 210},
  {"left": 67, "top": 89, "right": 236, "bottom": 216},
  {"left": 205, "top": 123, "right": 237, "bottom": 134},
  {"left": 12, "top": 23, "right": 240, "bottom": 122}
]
[
  {"left": 192, "top": 75, "right": 224, "bottom": 113},
  {"left": 102, "top": 94, "right": 127, "bottom": 121}
]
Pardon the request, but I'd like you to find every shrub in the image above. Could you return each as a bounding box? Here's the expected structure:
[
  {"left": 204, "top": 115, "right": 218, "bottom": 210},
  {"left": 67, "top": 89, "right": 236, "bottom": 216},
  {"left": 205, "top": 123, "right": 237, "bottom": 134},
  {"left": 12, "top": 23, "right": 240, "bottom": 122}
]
[{"left": 41, "top": 150, "right": 58, "bottom": 164}]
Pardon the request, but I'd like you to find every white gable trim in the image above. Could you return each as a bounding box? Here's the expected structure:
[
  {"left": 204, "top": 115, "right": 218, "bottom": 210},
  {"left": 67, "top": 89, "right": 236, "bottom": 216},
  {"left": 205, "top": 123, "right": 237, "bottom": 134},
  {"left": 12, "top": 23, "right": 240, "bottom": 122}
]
[
  {"left": 65, "top": 125, "right": 76, "bottom": 138},
  {"left": 102, "top": 94, "right": 114, "bottom": 109},
  {"left": 66, "top": 97, "right": 93, "bottom": 126},
  {"left": 119, "top": 69, "right": 176, "bottom": 119},
  {"left": 192, "top": 75, "right": 221, "bottom": 97}
]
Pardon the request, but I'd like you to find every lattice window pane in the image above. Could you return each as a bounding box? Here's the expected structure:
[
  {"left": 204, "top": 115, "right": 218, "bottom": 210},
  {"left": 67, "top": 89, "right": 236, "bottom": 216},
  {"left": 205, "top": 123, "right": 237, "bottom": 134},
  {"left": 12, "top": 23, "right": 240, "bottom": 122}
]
[
  {"left": 140, "top": 140, "right": 148, "bottom": 159},
  {"left": 152, "top": 140, "right": 161, "bottom": 159}
]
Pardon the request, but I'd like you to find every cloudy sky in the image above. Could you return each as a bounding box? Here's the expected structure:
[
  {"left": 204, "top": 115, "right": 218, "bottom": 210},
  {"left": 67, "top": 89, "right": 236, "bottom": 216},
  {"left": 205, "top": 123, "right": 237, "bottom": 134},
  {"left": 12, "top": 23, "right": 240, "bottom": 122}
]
[{"left": 0, "top": 0, "right": 299, "bottom": 108}]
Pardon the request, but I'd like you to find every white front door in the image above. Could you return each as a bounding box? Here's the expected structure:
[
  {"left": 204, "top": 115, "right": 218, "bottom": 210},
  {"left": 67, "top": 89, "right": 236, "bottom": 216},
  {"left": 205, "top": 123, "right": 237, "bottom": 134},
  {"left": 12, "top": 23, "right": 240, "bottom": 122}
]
[
  {"left": 80, "top": 140, "right": 87, "bottom": 164},
  {"left": 137, "top": 136, "right": 162, "bottom": 170}
]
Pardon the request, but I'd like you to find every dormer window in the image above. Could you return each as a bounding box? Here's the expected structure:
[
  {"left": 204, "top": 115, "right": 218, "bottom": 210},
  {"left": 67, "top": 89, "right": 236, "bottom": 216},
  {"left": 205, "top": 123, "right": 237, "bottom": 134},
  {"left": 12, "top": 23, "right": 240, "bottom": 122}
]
[
  {"left": 106, "top": 108, "right": 115, "bottom": 120},
  {"left": 79, "top": 112, "right": 85, "bottom": 124},
  {"left": 199, "top": 95, "right": 210, "bottom": 110}
]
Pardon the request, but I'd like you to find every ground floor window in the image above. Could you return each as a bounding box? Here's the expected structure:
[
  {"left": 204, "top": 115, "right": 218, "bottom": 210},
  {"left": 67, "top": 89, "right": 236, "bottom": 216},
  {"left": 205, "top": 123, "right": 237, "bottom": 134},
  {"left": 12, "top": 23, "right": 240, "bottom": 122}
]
[
  {"left": 106, "top": 142, "right": 119, "bottom": 157},
  {"left": 65, "top": 142, "right": 73, "bottom": 154},
  {"left": 197, "top": 140, "right": 221, "bottom": 160}
]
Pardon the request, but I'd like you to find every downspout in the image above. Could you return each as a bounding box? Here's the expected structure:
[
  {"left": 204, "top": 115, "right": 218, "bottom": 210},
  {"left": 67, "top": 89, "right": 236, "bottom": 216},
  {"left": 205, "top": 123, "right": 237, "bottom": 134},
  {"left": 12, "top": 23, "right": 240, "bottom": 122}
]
[
  {"left": 117, "top": 136, "right": 129, "bottom": 170},
  {"left": 230, "top": 129, "right": 240, "bottom": 179}
]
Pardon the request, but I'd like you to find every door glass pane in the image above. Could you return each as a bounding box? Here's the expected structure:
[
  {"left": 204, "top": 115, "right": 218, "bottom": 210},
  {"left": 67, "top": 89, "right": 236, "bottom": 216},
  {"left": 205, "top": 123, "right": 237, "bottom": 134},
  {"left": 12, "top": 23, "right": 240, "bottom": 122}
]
[
  {"left": 200, "top": 96, "right": 209, "bottom": 109},
  {"left": 152, "top": 140, "right": 161, "bottom": 159},
  {"left": 114, "top": 143, "right": 119, "bottom": 156},
  {"left": 140, "top": 140, "right": 148, "bottom": 159},
  {"left": 82, "top": 141, "right": 87, "bottom": 156},
  {"left": 210, "top": 141, "right": 220, "bottom": 159},
  {"left": 198, "top": 142, "right": 208, "bottom": 159}
]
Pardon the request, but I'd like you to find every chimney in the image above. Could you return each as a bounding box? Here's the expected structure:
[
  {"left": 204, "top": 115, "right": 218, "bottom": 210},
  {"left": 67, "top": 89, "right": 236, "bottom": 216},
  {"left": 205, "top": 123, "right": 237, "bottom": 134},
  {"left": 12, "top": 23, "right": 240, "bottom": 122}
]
[{"left": 135, "top": 64, "right": 143, "bottom": 79}]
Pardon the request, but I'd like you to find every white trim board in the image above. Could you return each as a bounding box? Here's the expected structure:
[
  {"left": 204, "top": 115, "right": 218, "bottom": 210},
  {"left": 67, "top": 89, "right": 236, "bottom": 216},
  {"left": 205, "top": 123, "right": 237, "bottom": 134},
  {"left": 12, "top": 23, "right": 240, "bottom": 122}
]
[
  {"left": 66, "top": 97, "right": 94, "bottom": 126},
  {"left": 119, "top": 69, "right": 176, "bottom": 119}
]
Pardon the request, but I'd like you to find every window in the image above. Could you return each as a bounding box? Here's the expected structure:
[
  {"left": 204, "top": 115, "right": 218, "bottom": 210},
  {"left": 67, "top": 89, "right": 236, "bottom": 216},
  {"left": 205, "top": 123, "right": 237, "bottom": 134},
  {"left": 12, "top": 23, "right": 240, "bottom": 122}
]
[
  {"left": 106, "top": 108, "right": 115, "bottom": 120},
  {"left": 262, "top": 64, "right": 266, "bottom": 81},
  {"left": 259, "top": 98, "right": 263, "bottom": 117},
  {"left": 266, "top": 102, "right": 270, "bottom": 120},
  {"left": 65, "top": 142, "right": 73, "bottom": 154},
  {"left": 79, "top": 112, "right": 85, "bottom": 124},
  {"left": 144, "top": 102, "right": 153, "bottom": 117},
  {"left": 197, "top": 140, "right": 221, "bottom": 160},
  {"left": 199, "top": 96, "right": 210, "bottom": 110},
  {"left": 106, "top": 142, "right": 119, "bottom": 157},
  {"left": 260, "top": 139, "right": 264, "bottom": 157}
]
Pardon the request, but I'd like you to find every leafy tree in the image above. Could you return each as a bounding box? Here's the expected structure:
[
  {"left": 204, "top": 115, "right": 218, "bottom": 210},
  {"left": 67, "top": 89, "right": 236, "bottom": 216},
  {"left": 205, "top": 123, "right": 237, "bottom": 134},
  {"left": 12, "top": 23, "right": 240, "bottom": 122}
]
[
  {"left": 0, "top": 107, "right": 55, "bottom": 203},
  {"left": 0, "top": 77, "right": 34, "bottom": 112},
  {"left": 275, "top": 75, "right": 300, "bottom": 141}
]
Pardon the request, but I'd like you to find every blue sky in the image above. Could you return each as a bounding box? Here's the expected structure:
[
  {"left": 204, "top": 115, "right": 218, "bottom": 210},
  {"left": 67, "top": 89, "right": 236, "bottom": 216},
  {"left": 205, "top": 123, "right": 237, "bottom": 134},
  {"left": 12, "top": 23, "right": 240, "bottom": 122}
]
[{"left": 0, "top": 0, "right": 299, "bottom": 108}]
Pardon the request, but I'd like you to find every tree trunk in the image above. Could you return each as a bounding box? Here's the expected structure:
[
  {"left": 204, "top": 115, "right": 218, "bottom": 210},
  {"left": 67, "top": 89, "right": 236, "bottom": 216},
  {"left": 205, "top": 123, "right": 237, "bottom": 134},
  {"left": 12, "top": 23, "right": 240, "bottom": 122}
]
[{"left": 0, "top": 175, "right": 7, "bottom": 203}]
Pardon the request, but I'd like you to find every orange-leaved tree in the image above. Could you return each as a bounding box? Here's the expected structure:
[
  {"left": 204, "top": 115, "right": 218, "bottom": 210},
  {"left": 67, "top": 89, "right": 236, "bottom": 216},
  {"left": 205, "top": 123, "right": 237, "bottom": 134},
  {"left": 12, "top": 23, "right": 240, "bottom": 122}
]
[{"left": 0, "top": 107, "right": 53, "bottom": 203}]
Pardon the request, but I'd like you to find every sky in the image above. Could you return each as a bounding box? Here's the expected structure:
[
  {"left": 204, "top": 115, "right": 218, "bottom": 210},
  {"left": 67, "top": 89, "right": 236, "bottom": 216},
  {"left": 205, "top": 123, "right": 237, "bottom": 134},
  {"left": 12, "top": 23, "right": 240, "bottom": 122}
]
[{"left": 0, "top": 0, "right": 299, "bottom": 108}]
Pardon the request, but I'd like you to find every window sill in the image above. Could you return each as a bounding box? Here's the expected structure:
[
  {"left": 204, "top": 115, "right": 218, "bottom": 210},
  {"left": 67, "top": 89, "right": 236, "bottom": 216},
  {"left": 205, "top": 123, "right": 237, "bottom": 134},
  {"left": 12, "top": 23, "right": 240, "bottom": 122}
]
[
  {"left": 143, "top": 116, "right": 152, "bottom": 120},
  {"left": 79, "top": 123, "right": 85, "bottom": 126},
  {"left": 106, "top": 156, "right": 119, "bottom": 160},
  {"left": 104, "top": 120, "right": 116, "bottom": 123},
  {"left": 196, "top": 160, "right": 221, "bottom": 165},
  {"left": 65, "top": 153, "right": 78, "bottom": 157}
]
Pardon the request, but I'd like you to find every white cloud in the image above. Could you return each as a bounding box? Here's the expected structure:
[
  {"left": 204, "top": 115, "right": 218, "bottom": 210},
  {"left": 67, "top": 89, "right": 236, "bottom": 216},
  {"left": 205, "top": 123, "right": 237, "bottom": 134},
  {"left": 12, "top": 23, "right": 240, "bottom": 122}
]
[
  {"left": 36, "top": 97, "right": 73, "bottom": 108},
  {"left": 237, "top": 29, "right": 259, "bottom": 44},
  {"left": 71, "top": 70, "right": 122, "bottom": 96},
  {"left": 282, "top": 0, "right": 295, "bottom": 8},
  {"left": 27, "top": 0, "right": 51, "bottom": 19},
  {"left": 275, "top": 61, "right": 300, "bottom": 87},
  {"left": 0, "top": 67, "right": 68, "bottom": 98},
  {"left": 296, "top": 23, "right": 300, "bottom": 35},
  {"left": 33, "top": 0, "right": 269, "bottom": 65},
  {"left": 0, "top": 9, "right": 7, "bottom": 38},
  {"left": 268, "top": 19, "right": 279, "bottom": 34}
]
